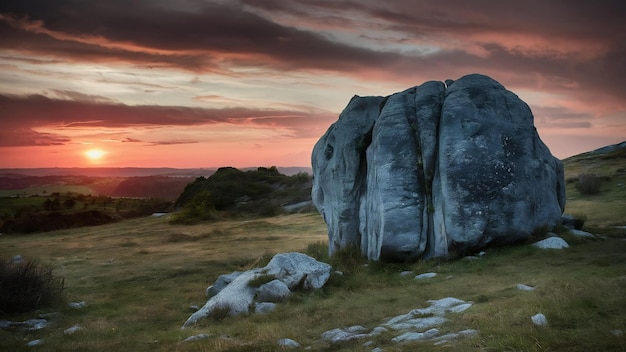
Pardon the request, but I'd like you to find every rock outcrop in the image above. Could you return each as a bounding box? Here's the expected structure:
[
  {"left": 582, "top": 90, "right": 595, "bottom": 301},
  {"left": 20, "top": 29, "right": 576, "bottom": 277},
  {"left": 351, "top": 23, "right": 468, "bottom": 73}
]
[
  {"left": 182, "top": 252, "right": 331, "bottom": 328},
  {"left": 312, "top": 74, "right": 565, "bottom": 261}
]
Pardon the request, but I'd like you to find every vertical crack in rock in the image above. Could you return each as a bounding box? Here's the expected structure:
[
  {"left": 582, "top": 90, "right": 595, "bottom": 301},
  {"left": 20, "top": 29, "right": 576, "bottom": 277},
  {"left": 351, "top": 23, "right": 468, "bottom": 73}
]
[{"left": 312, "top": 74, "right": 565, "bottom": 261}]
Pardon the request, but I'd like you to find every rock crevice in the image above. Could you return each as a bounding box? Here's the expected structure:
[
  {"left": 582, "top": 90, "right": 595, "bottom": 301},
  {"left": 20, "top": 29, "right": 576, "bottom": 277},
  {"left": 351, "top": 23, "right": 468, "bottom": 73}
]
[{"left": 312, "top": 74, "right": 565, "bottom": 261}]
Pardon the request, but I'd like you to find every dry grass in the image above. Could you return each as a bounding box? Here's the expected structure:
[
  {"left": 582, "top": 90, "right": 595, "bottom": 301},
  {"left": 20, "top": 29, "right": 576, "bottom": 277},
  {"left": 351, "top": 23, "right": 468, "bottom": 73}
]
[{"left": 0, "top": 211, "right": 624, "bottom": 351}]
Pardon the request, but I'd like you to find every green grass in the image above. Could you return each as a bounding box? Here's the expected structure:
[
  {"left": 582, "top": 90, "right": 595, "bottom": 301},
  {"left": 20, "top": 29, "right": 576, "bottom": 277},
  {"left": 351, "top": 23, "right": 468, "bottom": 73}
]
[{"left": 0, "top": 211, "right": 624, "bottom": 351}]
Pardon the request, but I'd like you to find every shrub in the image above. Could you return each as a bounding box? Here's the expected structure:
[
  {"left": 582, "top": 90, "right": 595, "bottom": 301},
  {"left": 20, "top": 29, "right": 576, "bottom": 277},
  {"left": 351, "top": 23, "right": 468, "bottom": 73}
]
[
  {"left": 0, "top": 257, "right": 65, "bottom": 315},
  {"left": 577, "top": 172, "right": 601, "bottom": 195}
]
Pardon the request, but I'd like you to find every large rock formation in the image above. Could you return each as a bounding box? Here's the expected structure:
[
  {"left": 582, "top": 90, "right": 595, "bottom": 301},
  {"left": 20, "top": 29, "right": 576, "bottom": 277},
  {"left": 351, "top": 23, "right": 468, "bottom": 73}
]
[{"left": 312, "top": 74, "right": 565, "bottom": 261}]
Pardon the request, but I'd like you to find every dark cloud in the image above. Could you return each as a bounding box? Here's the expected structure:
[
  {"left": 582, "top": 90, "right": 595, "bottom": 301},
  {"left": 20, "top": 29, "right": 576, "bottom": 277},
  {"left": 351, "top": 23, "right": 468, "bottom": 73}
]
[{"left": 0, "top": 93, "right": 337, "bottom": 147}]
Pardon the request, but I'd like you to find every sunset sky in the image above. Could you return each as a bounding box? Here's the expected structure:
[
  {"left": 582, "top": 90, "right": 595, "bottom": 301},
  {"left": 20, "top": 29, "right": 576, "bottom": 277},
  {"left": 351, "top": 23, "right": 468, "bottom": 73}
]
[{"left": 1, "top": 0, "right": 624, "bottom": 168}]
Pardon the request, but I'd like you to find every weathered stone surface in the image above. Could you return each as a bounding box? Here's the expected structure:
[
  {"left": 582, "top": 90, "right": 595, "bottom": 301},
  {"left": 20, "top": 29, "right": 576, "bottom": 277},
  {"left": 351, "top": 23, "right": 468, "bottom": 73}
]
[
  {"left": 206, "top": 271, "right": 242, "bottom": 298},
  {"left": 531, "top": 313, "right": 548, "bottom": 326},
  {"left": 312, "top": 74, "right": 565, "bottom": 261},
  {"left": 182, "top": 252, "right": 331, "bottom": 328},
  {"left": 277, "top": 338, "right": 301, "bottom": 348}
]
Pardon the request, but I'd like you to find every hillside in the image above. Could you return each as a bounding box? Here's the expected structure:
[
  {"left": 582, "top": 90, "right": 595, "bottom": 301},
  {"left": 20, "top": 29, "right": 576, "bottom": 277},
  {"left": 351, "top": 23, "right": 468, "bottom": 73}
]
[
  {"left": 561, "top": 141, "right": 626, "bottom": 227},
  {"left": 173, "top": 166, "right": 313, "bottom": 222}
]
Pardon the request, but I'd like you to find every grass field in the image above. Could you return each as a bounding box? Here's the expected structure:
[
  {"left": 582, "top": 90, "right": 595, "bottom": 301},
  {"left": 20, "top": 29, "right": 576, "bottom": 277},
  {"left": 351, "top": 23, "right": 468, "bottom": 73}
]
[
  {"left": 1, "top": 211, "right": 624, "bottom": 351},
  {"left": 1, "top": 146, "right": 624, "bottom": 351}
]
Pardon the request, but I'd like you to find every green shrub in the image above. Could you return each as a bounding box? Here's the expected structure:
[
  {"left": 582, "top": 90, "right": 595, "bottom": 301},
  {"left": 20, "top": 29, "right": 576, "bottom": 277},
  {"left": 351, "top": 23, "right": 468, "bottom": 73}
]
[
  {"left": 0, "top": 257, "right": 65, "bottom": 315},
  {"left": 577, "top": 172, "right": 601, "bottom": 195}
]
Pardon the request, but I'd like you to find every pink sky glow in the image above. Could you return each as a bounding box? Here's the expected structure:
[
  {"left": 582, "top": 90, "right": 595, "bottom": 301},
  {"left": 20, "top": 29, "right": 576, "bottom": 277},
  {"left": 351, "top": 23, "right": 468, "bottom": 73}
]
[{"left": 0, "top": 0, "right": 624, "bottom": 168}]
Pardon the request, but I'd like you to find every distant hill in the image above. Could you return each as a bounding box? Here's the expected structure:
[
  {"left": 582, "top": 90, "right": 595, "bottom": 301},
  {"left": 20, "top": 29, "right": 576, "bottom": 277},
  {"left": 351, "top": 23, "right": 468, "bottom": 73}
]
[
  {"left": 172, "top": 166, "right": 313, "bottom": 222},
  {"left": 0, "top": 166, "right": 311, "bottom": 177}
]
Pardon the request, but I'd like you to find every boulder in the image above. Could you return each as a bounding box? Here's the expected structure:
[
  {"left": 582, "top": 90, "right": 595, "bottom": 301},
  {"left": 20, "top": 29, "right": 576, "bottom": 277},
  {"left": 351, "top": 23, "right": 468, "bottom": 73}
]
[
  {"left": 206, "top": 271, "right": 242, "bottom": 298},
  {"left": 182, "top": 252, "right": 331, "bottom": 328},
  {"left": 312, "top": 74, "right": 565, "bottom": 261}
]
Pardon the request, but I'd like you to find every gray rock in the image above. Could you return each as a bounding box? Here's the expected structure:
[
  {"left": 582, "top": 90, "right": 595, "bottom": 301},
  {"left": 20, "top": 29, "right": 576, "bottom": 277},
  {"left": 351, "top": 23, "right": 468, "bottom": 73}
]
[
  {"left": 391, "top": 328, "right": 439, "bottom": 343},
  {"left": 27, "top": 339, "right": 44, "bottom": 347},
  {"left": 533, "top": 237, "right": 569, "bottom": 249},
  {"left": 321, "top": 325, "right": 369, "bottom": 343},
  {"left": 516, "top": 284, "right": 535, "bottom": 291},
  {"left": 22, "top": 319, "right": 48, "bottom": 331},
  {"left": 254, "top": 302, "right": 277, "bottom": 314},
  {"left": 183, "top": 333, "right": 210, "bottom": 342},
  {"left": 256, "top": 279, "right": 291, "bottom": 302},
  {"left": 265, "top": 252, "right": 332, "bottom": 290},
  {"left": 64, "top": 324, "right": 82, "bottom": 334},
  {"left": 531, "top": 313, "right": 548, "bottom": 326},
  {"left": 561, "top": 214, "right": 584, "bottom": 229},
  {"left": 400, "top": 271, "right": 413, "bottom": 277},
  {"left": 433, "top": 329, "right": 478, "bottom": 345},
  {"left": 277, "top": 338, "right": 301, "bottom": 348},
  {"left": 183, "top": 252, "right": 331, "bottom": 328},
  {"left": 569, "top": 229, "right": 594, "bottom": 238},
  {"left": 11, "top": 255, "right": 24, "bottom": 264},
  {"left": 312, "top": 74, "right": 565, "bottom": 261},
  {"left": 206, "top": 271, "right": 242, "bottom": 298},
  {"left": 68, "top": 301, "right": 88, "bottom": 309},
  {"left": 414, "top": 272, "right": 437, "bottom": 280}
]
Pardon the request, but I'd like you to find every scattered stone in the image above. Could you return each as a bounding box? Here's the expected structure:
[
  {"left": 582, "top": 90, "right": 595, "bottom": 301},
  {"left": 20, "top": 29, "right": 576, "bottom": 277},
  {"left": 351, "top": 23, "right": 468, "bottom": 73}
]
[
  {"left": 611, "top": 329, "right": 623, "bottom": 337},
  {"left": 189, "top": 305, "right": 199, "bottom": 311},
  {"left": 433, "top": 329, "right": 478, "bottom": 345},
  {"left": 533, "top": 237, "right": 569, "bottom": 249},
  {"left": 478, "top": 251, "right": 486, "bottom": 256},
  {"left": 400, "top": 271, "right": 413, "bottom": 277},
  {"left": 64, "top": 324, "right": 82, "bottom": 334},
  {"left": 11, "top": 255, "right": 24, "bottom": 264},
  {"left": 254, "top": 302, "right": 277, "bottom": 314},
  {"left": 27, "top": 339, "right": 44, "bottom": 347},
  {"left": 321, "top": 325, "right": 369, "bottom": 343},
  {"left": 183, "top": 333, "right": 210, "bottom": 342},
  {"left": 23, "top": 319, "right": 48, "bottom": 331},
  {"left": 277, "top": 338, "right": 301, "bottom": 349},
  {"left": 415, "top": 272, "right": 437, "bottom": 280},
  {"left": 516, "top": 284, "right": 535, "bottom": 291},
  {"left": 183, "top": 252, "right": 331, "bottom": 328},
  {"left": 371, "top": 348, "right": 383, "bottom": 352},
  {"left": 392, "top": 328, "right": 439, "bottom": 343},
  {"left": 385, "top": 316, "right": 446, "bottom": 331},
  {"left": 531, "top": 313, "right": 548, "bottom": 326},
  {"left": 68, "top": 301, "right": 88, "bottom": 309},
  {"left": 569, "top": 229, "right": 595, "bottom": 238},
  {"left": 334, "top": 270, "right": 344, "bottom": 276}
]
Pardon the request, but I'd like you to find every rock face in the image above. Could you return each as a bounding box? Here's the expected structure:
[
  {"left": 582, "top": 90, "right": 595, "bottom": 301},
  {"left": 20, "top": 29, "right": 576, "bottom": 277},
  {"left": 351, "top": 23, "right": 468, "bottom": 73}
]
[{"left": 312, "top": 74, "right": 565, "bottom": 261}]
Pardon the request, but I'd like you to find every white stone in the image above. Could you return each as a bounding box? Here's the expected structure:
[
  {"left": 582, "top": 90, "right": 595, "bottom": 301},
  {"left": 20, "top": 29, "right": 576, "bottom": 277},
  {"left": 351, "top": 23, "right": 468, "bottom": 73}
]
[
  {"left": 391, "top": 328, "right": 439, "bottom": 343},
  {"left": 415, "top": 272, "right": 437, "bottom": 280},
  {"left": 533, "top": 237, "right": 569, "bottom": 249},
  {"left": 277, "top": 338, "right": 301, "bottom": 348},
  {"left": 64, "top": 324, "right": 83, "bottom": 334},
  {"left": 531, "top": 313, "right": 548, "bottom": 326},
  {"left": 26, "top": 340, "right": 44, "bottom": 347},
  {"left": 256, "top": 279, "right": 291, "bottom": 303},
  {"left": 400, "top": 271, "right": 413, "bottom": 277},
  {"left": 183, "top": 333, "right": 210, "bottom": 342},
  {"left": 517, "top": 284, "right": 535, "bottom": 291},
  {"left": 68, "top": 301, "right": 88, "bottom": 309},
  {"left": 569, "top": 229, "right": 594, "bottom": 238}
]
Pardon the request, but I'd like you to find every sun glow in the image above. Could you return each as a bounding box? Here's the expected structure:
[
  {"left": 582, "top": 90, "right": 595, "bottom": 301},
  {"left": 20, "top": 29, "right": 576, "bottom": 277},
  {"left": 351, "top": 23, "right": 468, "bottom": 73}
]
[{"left": 85, "top": 148, "right": 106, "bottom": 161}]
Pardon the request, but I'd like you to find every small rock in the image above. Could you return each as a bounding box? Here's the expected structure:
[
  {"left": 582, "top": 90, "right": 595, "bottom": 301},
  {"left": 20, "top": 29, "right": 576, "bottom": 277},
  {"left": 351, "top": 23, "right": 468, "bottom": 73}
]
[
  {"left": 531, "top": 313, "right": 548, "bottom": 326},
  {"left": 27, "top": 339, "right": 44, "bottom": 347},
  {"left": 11, "top": 255, "right": 24, "bottom": 264},
  {"left": 400, "top": 271, "right": 413, "bottom": 277},
  {"left": 391, "top": 328, "right": 439, "bottom": 343},
  {"left": 371, "top": 348, "right": 383, "bottom": 352},
  {"left": 415, "top": 272, "right": 437, "bottom": 280},
  {"left": 23, "top": 319, "right": 48, "bottom": 331},
  {"left": 533, "top": 237, "right": 569, "bottom": 249},
  {"left": 569, "top": 229, "right": 594, "bottom": 238},
  {"left": 516, "top": 284, "right": 535, "bottom": 291},
  {"left": 183, "top": 333, "right": 210, "bottom": 342},
  {"left": 334, "top": 270, "right": 344, "bottom": 276},
  {"left": 256, "top": 279, "right": 291, "bottom": 303},
  {"left": 277, "top": 338, "right": 301, "bottom": 348},
  {"left": 254, "top": 302, "right": 277, "bottom": 314},
  {"left": 478, "top": 251, "right": 486, "bottom": 256},
  {"left": 189, "top": 305, "right": 199, "bottom": 311},
  {"left": 0, "top": 320, "right": 12, "bottom": 329},
  {"left": 610, "top": 329, "right": 623, "bottom": 337},
  {"left": 68, "top": 301, "right": 88, "bottom": 309},
  {"left": 64, "top": 324, "right": 82, "bottom": 334}
]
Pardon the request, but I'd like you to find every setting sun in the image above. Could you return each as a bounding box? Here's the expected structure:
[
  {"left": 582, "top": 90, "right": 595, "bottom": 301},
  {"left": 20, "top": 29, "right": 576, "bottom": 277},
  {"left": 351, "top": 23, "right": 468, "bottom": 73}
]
[{"left": 85, "top": 149, "right": 106, "bottom": 161}]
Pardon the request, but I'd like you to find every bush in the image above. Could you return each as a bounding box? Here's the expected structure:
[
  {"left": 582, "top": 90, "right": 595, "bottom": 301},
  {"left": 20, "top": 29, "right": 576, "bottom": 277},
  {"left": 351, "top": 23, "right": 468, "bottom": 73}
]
[
  {"left": 0, "top": 257, "right": 65, "bottom": 315},
  {"left": 577, "top": 173, "right": 601, "bottom": 195}
]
